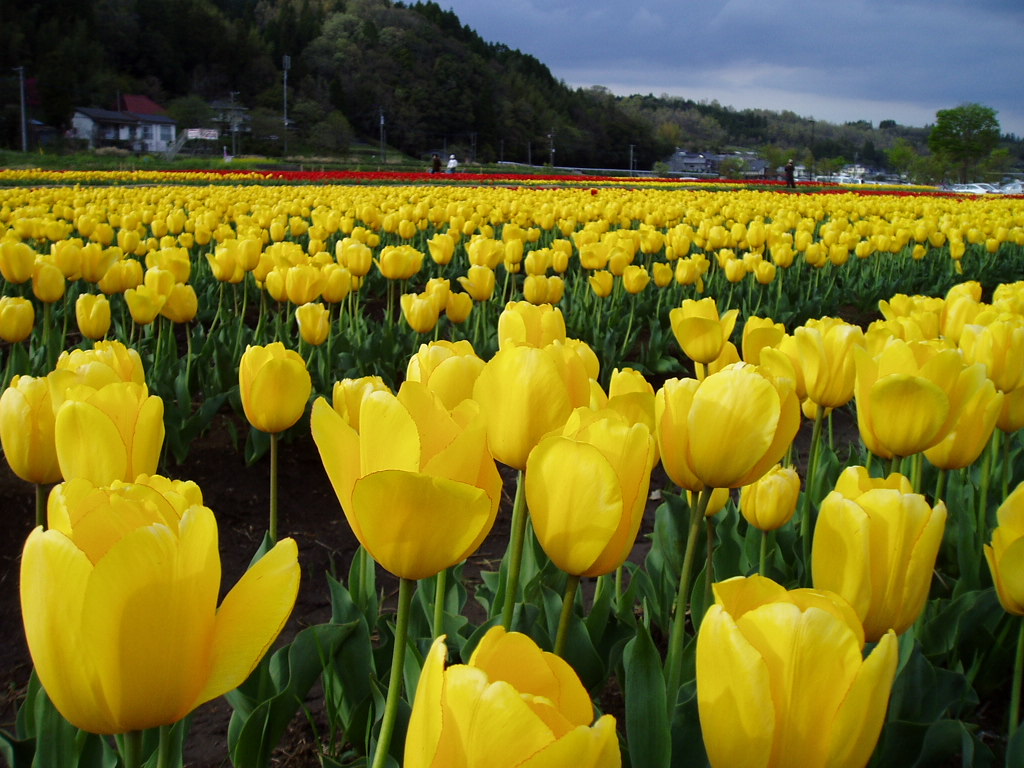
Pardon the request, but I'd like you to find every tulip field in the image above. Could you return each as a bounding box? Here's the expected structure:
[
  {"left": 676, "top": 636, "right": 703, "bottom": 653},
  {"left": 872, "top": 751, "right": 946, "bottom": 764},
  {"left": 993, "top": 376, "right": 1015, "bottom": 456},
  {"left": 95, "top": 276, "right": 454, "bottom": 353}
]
[{"left": 1, "top": 167, "right": 1024, "bottom": 768}]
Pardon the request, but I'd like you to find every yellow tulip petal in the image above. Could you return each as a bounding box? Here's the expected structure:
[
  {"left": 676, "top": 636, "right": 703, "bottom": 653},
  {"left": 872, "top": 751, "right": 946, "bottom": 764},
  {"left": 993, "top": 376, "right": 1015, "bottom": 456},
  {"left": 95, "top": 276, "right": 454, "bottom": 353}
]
[
  {"left": 20, "top": 527, "right": 116, "bottom": 734},
  {"left": 310, "top": 398, "right": 362, "bottom": 521},
  {"left": 696, "top": 605, "right": 774, "bottom": 768},
  {"left": 518, "top": 718, "right": 618, "bottom": 768},
  {"left": 868, "top": 375, "right": 948, "bottom": 457},
  {"left": 469, "top": 627, "right": 593, "bottom": 727},
  {"left": 463, "top": 680, "right": 558, "bottom": 768},
  {"left": 130, "top": 393, "right": 165, "bottom": 479},
  {"left": 825, "top": 630, "right": 898, "bottom": 767},
  {"left": 81, "top": 517, "right": 216, "bottom": 731},
  {"left": 359, "top": 391, "right": 421, "bottom": 473},
  {"left": 351, "top": 471, "right": 492, "bottom": 579},
  {"left": 811, "top": 493, "right": 872, "bottom": 623},
  {"left": 55, "top": 400, "right": 128, "bottom": 484},
  {"left": 688, "top": 368, "right": 779, "bottom": 488},
  {"left": 405, "top": 636, "right": 449, "bottom": 768},
  {"left": 526, "top": 437, "right": 622, "bottom": 575},
  {"left": 195, "top": 535, "right": 300, "bottom": 707}
]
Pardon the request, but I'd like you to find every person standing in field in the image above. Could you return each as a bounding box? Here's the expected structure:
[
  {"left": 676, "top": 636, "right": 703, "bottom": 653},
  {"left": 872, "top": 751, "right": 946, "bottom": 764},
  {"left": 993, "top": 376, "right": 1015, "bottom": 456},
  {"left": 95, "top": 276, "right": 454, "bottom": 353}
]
[
  {"left": 785, "top": 159, "right": 796, "bottom": 188},
  {"left": 431, "top": 153, "right": 442, "bottom": 173},
  {"left": 447, "top": 154, "right": 458, "bottom": 173}
]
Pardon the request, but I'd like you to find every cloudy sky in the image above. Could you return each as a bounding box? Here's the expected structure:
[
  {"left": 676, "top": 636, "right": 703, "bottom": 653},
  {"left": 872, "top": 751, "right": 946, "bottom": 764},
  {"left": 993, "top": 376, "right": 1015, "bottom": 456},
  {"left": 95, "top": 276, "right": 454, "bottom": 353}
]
[{"left": 440, "top": 0, "right": 1024, "bottom": 137}]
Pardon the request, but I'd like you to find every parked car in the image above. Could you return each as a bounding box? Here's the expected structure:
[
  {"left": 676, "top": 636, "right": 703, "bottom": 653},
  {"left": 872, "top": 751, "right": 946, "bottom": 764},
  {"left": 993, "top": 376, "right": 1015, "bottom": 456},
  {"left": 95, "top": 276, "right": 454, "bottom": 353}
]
[
  {"left": 999, "top": 181, "right": 1024, "bottom": 195},
  {"left": 951, "top": 183, "right": 994, "bottom": 194}
]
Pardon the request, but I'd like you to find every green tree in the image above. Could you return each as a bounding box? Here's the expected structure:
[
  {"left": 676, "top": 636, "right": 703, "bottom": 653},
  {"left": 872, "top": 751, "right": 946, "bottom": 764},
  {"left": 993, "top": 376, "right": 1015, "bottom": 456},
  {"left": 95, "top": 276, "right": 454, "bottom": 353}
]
[
  {"left": 166, "top": 96, "right": 213, "bottom": 129},
  {"left": 886, "top": 138, "right": 918, "bottom": 179},
  {"left": 928, "top": 103, "right": 1000, "bottom": 183}
]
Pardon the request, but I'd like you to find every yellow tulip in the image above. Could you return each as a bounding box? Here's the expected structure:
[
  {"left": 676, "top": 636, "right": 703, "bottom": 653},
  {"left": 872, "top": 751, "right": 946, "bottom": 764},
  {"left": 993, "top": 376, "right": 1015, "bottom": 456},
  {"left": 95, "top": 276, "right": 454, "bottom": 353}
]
[
  {"left": 958, "top": 318, "right": 1024, "bottom": 432},
  {"left": 330, "top": 376, "right": 392, "bottom": 430},
  {"left": 605, "top": 368, "right": 658, "bottom": 463},
  {"left": 75, "top": 294, "right": 112, "bottom": 341},
  {"left": 337, "top": 239, "right": 373, "bottom": 277},
  {"left": 740, "top": 464, "right": 801, "bottom": 531},
  {"left": 457, "top": 265, "right": 496, "bottom": 302},
  {"left": 321, "top": 263, "right": 352, "bottom": 303},
  {"left": 406, "top": 340, "right": 485, "bottom": 410},
  {"left": 21, "top": 475, "right": 299, "bottom": 734},
  {"left": 238, "top": 342, "right": 312, "bottom": 434},
  {"left": 97, "top": 258, "right": 144, "bottom": 294},
  {"left": 670, "top": 297, "right": 740, "bottom": 366},
  {"left": 472, "top": 342, "right": 591, "bottom": 470},
  {"left": 0, "top": 241, "right": 37, "bottom": 283},
  {"left": 295, "top": 302, "right": 330, "bottom": 346},
  {"left": 377, "top": 244, "right": 424, "bottom": 280},
  {"left": 812, "top": 466, "right": 946, "bottom": 640},
  {"left": 793, "top": 317, "right": 864, "bottom": 410},
  {"left": 0, "top": 296, "right": 34, "bottom": 343},
  {"left": 0, "top": 375, "right": 62, "bottom": 485},
  {"left": 405, "top": 628, "right": 620, "bottom": 768},
  {"left": 445, "top": 291, "right": 473, "bottom": 324},
  {"left": 54, "top": 340, "right": 145, "bottom": 388},
  {"left": 622, "top": 265, "right": 650, "bottom": 294},
  {"left": 923, "top": 368, "right": 1003, "bottom": 470},
  {"left": 659, "top": 364, "right": 800, "bottom": 491},
  {"left": 159, "top": 283, "right": 198, "bottom": 324},
  {"left": 526, "top": 408, "right": 655, "bottom": 576},
  {"left": 496, "top": 300, "right": 567, "bottom": 350},
  {"left": 284, "top": 263, "right": 324, "bottom": 305},
  {"left": 124, "top": 284, "right": 167, "bottom": 326},
  {"left": 984, "top": 482, "right": 1024, "bottom": 615},
  {"left": 32, "top": 259, "right": 65, "bottom": 303},
  {"left": 697, "top": 575, "right": 897, "bottom": 768},
  {"left": 54, "top": 381, "right": 165, "bottom": 485},
  {"left": 311, "top": 381, "right": 502, "bottom": 579},
  {"left": 401, "top": 292, "right": 441, "bottom": 334},
  {"left": 587, "top": 269, "right": 613, "bottom": 299},
  {"left": 206, "top": 243, "right": 247, "bottom": 284},
  {"left": 853, "top": 338, "right": 972, "bottom": 459},
  {"left": 427, "top": 232, "right": 455, "bottom": 265},
  {"left": 741, "top": 316, "right": 786, "bottom": 366}
]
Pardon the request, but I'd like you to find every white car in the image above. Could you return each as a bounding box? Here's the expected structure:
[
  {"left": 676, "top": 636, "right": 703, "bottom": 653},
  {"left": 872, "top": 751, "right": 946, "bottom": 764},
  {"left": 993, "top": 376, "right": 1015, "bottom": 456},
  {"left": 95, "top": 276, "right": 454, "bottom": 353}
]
[
  {"left": 999, "top": 181, "right": 1024, "bottom": 195},
  {"left": 951, "top": 183, "right": 994, "bottom": 194}
]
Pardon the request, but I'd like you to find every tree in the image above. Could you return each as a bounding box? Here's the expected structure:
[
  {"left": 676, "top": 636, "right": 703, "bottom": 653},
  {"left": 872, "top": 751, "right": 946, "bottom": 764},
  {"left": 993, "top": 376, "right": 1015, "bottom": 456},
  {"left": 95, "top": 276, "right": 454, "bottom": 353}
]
[
  {"left": 928, "top": 103, "right": 1000, "bottom": 183},
  {"left": 886, "top": 138, "right": 918, "bottom": 179}
]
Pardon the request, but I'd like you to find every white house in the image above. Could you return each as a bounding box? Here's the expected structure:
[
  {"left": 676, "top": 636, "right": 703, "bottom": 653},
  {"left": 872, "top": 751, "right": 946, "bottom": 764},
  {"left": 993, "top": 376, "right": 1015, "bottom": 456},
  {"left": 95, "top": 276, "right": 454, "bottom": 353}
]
[{"left": 70, "top": 95, "right": 177, "bottom": 154}]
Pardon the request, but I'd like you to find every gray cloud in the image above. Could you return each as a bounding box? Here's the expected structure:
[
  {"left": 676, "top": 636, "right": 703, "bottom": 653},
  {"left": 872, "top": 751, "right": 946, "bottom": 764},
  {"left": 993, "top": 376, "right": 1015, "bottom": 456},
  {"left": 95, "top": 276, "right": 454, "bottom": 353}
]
[{"left": 443, "top": 0, "right": 1024, "bottom": 134}]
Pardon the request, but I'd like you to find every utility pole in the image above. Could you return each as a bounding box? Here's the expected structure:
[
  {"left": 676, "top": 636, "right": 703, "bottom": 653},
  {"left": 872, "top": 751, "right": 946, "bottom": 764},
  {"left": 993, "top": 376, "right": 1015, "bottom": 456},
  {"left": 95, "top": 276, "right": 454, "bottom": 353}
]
[
  {"left": 282, "top": 55, "right": 290, "bottom": 155},
  {"left": 548, "top": 130, "right": 555, "bottom": 167},
  {"left": 379, "top": 108, "right": 386, "bottom": 166},
  {"left": 629, "top": 144, "right": 635, "bottom": 176},
  {"left": 229, "top": 91, "right": 239, "bottom": 157},
  {"left": 14, "top": 66, "right": 27, "bottom": 152}
]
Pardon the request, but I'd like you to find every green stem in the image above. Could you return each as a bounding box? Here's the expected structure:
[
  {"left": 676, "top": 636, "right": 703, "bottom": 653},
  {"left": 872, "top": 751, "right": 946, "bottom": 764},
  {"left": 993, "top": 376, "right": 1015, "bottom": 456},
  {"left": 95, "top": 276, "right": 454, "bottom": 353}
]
[
  {"left": 759, "top": 528, "right": 770, "bottom": 576},
  {"left": 35, "top": 483, "right": 46, "bottom": 530},
  {"left": 978, "top": 434, "right": 994, "bottom": 548},
  {"left": 370, "top": 577, "right": 414, "bottom": 768},
  {"left": 501, "top": 470, "right": 528, "bottom": 630},
  {"left": 1001, "top": 428, "right": 1013, "bottom": 501},
  {"left": 433, "top": 567, "right": 447, "bottom": 639},
  {"left": 1012, "top": 616, "right": 1023, "bottom": 740},
  {"left": 934, "top": 468, "right": 948, "bottom": 507},
  {"left": 269, "top": 431, "right": 279, "bottom": 542},
  {"left": 664, "top": 486, "right": 712, "bottom": 713},
  {"left": 554, "top": 574, "right": 581, "bottom": 657},
  {"left": 800, "top": 408, "right": 825, "bottom": 571},
  {"left": 156, "top": 723, "right": 173, "bottom": 768},
  {"left": 704, "top": 516, "right": 715, "bottom": 613},
  {"left": 120, "top": 730, "right": 144, "bottom": 768}
]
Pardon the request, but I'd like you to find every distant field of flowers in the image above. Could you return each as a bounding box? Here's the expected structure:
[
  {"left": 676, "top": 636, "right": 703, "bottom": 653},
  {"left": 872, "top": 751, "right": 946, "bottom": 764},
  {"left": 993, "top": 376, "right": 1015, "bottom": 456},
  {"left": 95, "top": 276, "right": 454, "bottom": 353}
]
[{"left": 1, "top": 168, "right": 1023, "bottom": 767}]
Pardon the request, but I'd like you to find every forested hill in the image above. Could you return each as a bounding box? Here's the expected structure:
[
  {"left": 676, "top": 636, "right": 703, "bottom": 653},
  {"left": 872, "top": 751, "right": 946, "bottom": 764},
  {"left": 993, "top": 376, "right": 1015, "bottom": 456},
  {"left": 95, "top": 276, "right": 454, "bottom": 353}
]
[{"left": 0, "top": 0, "right": 992, "bottom": 169}]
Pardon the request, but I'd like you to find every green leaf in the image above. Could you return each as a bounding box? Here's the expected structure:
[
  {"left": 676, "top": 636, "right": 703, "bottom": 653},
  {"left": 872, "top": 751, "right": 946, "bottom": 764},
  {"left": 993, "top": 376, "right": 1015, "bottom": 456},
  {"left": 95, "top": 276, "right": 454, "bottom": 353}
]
[
  {"left": 1007, "top": 724, "right": 1024, "bottom": 768},
  {"left": 623, "top": 621, "right": 671, "bottom": 768},
  {"left": 227, "top": 622, "right": 359, "bottom": 768}
]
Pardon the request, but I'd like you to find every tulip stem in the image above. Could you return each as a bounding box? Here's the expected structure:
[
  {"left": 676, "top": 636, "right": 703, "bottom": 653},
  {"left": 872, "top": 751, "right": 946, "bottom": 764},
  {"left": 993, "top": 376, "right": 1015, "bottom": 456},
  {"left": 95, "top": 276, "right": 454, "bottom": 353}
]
[
  {"left": 800, "top": 407, "right": 825, "bottom": 573},
  {"left": 554, "top": 573, "right": 580, "bottom": 658},
  {"left": 759, "top": 528, "right": 771, "bottom": 576},
  {"left": 269, "top": 432, "right": 279, "bottom": 542},
  {"left": 35, "top": 483, "right": 46, "bottom": 530},
  {"left": 501, "top": 470, "right": 527, "bottom": 630},
  {"left": 156, "top": 723, "right": 173, "bottom": 768},
  {"left": 934, "top": 468, "right": 948, "bottom": 507},
  {"left": 119, "top": 730, "right": 144, "bottom": 768},
  {"left": 433, "top": 567, "right": 447, "bottom": 639},
  {"left": 665, "top": 487, "right": 712, "bottom": 713},
  {"left": 1012, "top": 616, "right": 1024, "bottom": 740},
  {"left": 371, "top": 576, "right": 414, "bottom": 768}
]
